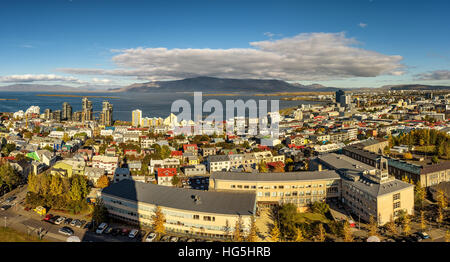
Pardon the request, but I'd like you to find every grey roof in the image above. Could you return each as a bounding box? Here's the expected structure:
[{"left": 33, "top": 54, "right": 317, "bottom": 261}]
[
  {"left": 355, "top": 138, "right": 388, "bottom": 148},
  {"left": 101, "top": 180, "right": 255, "bottom": 216},
  {"left": 343, "top": 146, "right": 380, "bottom": 161},
  {"left": 344, "top": 174, "right": 413, "bottom": 197},
  {"left": 208, "top": 155, "right": 230, "bottom": 162},
  {"left": 318, "top": 153, "right": 375, "bottom": 176},
  {"left": 210, "top": 170, "right": 340, "bottom": 182}
]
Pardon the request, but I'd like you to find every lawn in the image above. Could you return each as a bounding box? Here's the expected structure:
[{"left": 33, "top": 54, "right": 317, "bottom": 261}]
[
  {"left": 0, "top": 227, "right": 46, "bottom": 242},
  {"left": 414, "top": 145, "right": 436, "bottom": 153},
  {"left": 297, "top": 212, "right": 331, "bottom": 224}
]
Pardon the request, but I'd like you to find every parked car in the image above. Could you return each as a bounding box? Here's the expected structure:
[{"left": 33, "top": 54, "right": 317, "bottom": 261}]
[
  {"left": 179, "top": 237, "right": 188, "bottom": 242},
  {"left": 129, "top": 229, "right": 139, "bottom": 238},
  {"left": 417, "top": 232, "right": 430, "bottom": 239},
  {"left": 137, "top": 230, "right": 146, "bottom": 240},
  {"left": 64, "top": 218, "right": 73, "bottom": 225},
  {"left": 160, "top": 235, "right": 171, "bottom": 242},
  {"left": 70, "top": 219, "right": 79, "bottom": 227},
  {"left": 96, "top": 223, "right": 108, "bottom": 234},
  {"left": 111, "top": 228, "right": 121, "bottom": 236},
  {"left": 58, "top": 226, "right": 74, "bottom": 236},
  {"left": 0, "top": 205, "right": 11, "bottom": 211},
  {"left": 187, "top": 238, "right": 196, "bottom": 242},
  {"left": 411, "top": 233, "right": 422, "bottom": 242},
  {"left": 104, "top": 227, "right": 113, "bottom": 234},
  {"left": 43, "top": 214, "right": 53, "bottom": 221},
  {"left": 5, "top": 196, "right": 16, "bottom": 203},
  {"left": 83, "top": 221, "right": 93, "bottom": 230},
  {"left": 170, "top": 236, "right": 179, "bottom": 242},
  {"left": 49, "top": 215, "right": 60, "bottom": 224},
  {"left": 77, "top": 220, "right": 86, "bottom": 228},
  {"left": 145, "top": 232, "right": 157, "bottom": 242},
  {"left": 121, "top": 228, "right": 130, "bottom": 236}
]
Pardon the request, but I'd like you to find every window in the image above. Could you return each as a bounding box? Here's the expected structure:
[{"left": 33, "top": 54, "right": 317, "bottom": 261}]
[
  {"left": 244, "top": 185, "right": 249, "bottom": 189},
  {"left": 393, "top": 202, "right": 401, "bottom": 209},
  {"left": 271, "top": 192, "right": 277, "bottom": 197},
  {"left": 193, "top": 215, "right": 200, "bottom": 220},
  {"left": 257, "top": 192, "right": 263, "bottom": 197},
  {"left": 393, "top": 193, "right": 400, "bottom": 201}
]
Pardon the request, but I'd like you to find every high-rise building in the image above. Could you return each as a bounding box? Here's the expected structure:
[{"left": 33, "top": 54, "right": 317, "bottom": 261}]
[
  {"left": 62, "top": 102, "right": 72, "bottom": 121},
  {"left": 335, "top": 90, "right": 345, "bottom": 104},
  {"left": 340, "top": 94, "right": 351, "bottom": 108},
  {"left": 53, "top": 110, "right": 62, "bottom": 122},
  {"left": 82, "top": 97, "right": 93, "bottom": 122},
  {"left": 132, "top": 109, "right": 142, "bottom": 127},
  {"left": 44, "top": 109, "right": 52, "bottom": 120},
  {"left": 100, "top": 101, "right": 113, "bottom": 126},
  {"left": 72, "top": 111, "right": 82, "bottom": 122}
]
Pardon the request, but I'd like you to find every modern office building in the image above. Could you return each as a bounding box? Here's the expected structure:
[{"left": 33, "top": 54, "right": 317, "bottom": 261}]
[{"left": 101, "top": 180, "right": 256, "bottom": 239}]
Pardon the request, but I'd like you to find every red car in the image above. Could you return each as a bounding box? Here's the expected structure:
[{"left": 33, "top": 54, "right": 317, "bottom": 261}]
[{"left": 43, "top": 214, "right": 53, "bottom": 221}]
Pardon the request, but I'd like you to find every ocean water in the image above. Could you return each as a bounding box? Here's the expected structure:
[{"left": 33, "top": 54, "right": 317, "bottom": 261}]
[{"left": 0, "top": 91, "right": 324, "bottom": 122}]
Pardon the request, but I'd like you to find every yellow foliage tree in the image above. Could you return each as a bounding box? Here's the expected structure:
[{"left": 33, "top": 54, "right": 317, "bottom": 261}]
[
  {"left": 317, "top": 223, "right": 325, "bottom": 242},
  {"left": 369, "top": 215, "right": 378, "bottom": 236},
  {"left": 420, "top": 210, "right": 426, "bottom": 231},
  {"left": 246, "top": 216, "right": 258, "bottom": 242},
  {"left": 270, "top": 223, "right": 280, "bottom": 242},
  {"left": 151, "top": 206, "right": 166, "bottom": 235},
  {"left": 403, "top": 152, "right": 413, "bottom": 160},
  {"left": 233, "top": 217, "right": 243, "bottom": 242},
  {"left": 294, "top": 227, "right": 304, "bottom": 242},
  {"left": 403, "top": 214, "right": 411, "bottom": 236},
  {"left": 342, "top": 221, "right": 353, "bottom": 242},
  {"left": 96, "top": 175, "right": 110, "bottom": 188},
  {"left": 386, "top": 215, "right": 397, "bottom": 235}
]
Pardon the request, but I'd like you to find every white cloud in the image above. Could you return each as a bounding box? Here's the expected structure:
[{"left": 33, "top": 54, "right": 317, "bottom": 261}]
[
  {"left": 358, "top": 23, "right": 368, "bottom": 28},
  {"left": 414, "top": 70, "right": 450, "bottom": 81},
  {"left": 91, "top": 78, "right": 113, "bottom": 84},
  {"left": 0, "top": 74, "right": 83, "bottom": 83},
  {"left": 58, "top": 32, "right": 404, "bottom": 81}
]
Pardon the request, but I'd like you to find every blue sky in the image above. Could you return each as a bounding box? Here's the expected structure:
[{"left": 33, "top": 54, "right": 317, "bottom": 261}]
[{"left": 0, "top": 0, "right": 449, "bottom": 88}]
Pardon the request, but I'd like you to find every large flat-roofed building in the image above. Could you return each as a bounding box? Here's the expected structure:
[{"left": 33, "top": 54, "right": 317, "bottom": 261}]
[
  {"left": 209, "top": 171, "right": 341, "bottom": 211},
  {"left": 101, "top": 180, "right": 256, "bottom": 239},
  {"left": 343, "top": 145, "right": 450, "bottom": 187},
  {"left": 317, "top": 153, "right": 414, "bottom": 225},
  {"left": 352, "top": 138, "right": 390, "bottom": 155}
]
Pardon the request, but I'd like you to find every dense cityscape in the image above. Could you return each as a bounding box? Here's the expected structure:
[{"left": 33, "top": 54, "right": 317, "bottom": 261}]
[{"left": 0, "top": 89, "right": 449, "bottom": 243}]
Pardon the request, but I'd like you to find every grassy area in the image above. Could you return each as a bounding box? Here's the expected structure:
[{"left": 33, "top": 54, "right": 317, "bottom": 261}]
[
  {"left": 297, "top": 212, "right": 331, "bottom": 224},
  {"left": 0, "top": 227, "right": 46, "bottom": 242}
]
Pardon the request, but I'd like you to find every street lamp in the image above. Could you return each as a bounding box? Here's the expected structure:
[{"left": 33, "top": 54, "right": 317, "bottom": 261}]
[{"left": 4, "top": 217, "right": 6, "bottom": 228}]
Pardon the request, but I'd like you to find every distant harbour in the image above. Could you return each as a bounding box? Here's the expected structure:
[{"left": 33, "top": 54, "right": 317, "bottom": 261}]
[{"left": 0, "top": 98, "right": 18, "bottom": 101}]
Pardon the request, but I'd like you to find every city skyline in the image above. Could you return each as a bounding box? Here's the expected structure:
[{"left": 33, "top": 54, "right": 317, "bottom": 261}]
[{"left": 0, "top": 0, "right": 449, "bottom": 88}]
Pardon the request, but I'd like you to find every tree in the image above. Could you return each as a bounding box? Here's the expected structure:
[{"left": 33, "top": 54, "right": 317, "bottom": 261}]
[
  {"left": 49, "top": 175, "right": 63, "bottom": 196},
  {"left": 436, "top": 189, "right": 448, "bottom": 210},
  {"left": 246, "top": 216, "right": 258, "bottom": 242},
  {"left": 0, "top": 162, "right": 22, "bottom": 191},
  {"left": 294, "top": 227, "right": 305, "bottom": 242},
  {"left": 403, "top": 152, "right": 413, "bottom": 160},
  {"left": 342, "top": 221, "right": 353, "bottom": 242},
  {"left": 310, "top": 201, "right": 330, "bottom": 215},
  {"left": 415, "top": 181, "right": 426, "bottom": 208},
  {"left": 420, "top": 210, "right": 426, "bottom": 231},
  {"left": 96, "top": 175, "right": 110, "bottom": 188},
  {"left": 270, "top": 223, "right": 280, "bottom": 242},
  {"left": 151, "top": 206, "right": 166, "bottom": 235},
  {"left": 402, "top": 214, "right": 411, "bottom": 236},
  {"left": 233, "top": 217, "right": 243, "bottom": 242},
  {"left": 445, "top": 230, "right": 450, "bottom": 243},
  {"left": 62, "top": 133, "right": 70, "bottom": 143},
  {"left": 368, "top": 216, "right": 378, "bottom": 236},
  {"left": 223, "top": 219, "right": 231, "bottom": 240},
  {"left": 432, "top": 156, "right": 439, "bottom": 164},
  {"left": 258, "top": 162, "right": 268, "bottom": 173},
  {"left": 317, "top": 223, "right": 325, "bottom": 242},
  {"left": 92, "top": 198, "right": 109, "bottom": 226},
  {"left": 386, "top": 215, "right": 397, "bottom": 235}
]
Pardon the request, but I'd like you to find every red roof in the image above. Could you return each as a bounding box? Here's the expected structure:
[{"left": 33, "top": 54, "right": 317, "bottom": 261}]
[
  {"left": 171, "top": 151, "right": 183, "bottom": 156},
  {"left": 183, "top": 144, "right": 198, "bottom": 151},
  {"left": 157, "top": 168, "right": 177, "bottom": 177},
  {"left": 258, "top": 145, "right": 270, "bottom": 151},
  {"left": 267, "top": 161, "right": 285, "bottom": 168}
]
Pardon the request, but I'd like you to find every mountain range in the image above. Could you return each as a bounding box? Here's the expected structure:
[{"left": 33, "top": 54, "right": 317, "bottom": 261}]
[{"left": 0, "top": 77, "right": 449, "bottom": 93}]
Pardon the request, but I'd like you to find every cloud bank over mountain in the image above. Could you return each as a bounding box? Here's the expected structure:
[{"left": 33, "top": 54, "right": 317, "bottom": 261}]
[{"left": 58, "top": 32, "right": 405, "bottom": 82}]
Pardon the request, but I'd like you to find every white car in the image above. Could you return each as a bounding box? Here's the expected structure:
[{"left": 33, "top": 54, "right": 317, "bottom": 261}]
[
  {"left": 170, "top": 236, "right": 179, "bottom": 242},
  {"left": 145, "top": 232, "right": 157, "bottom": 242},
  {"left": 128, "top": 229, "right": 139, "bottom": 238},
  {"left": 54, "top": 217, "right": 65, "bottom": 225},
  {"left": 96, "top": 223, "right": 108, "bottom": 234}
]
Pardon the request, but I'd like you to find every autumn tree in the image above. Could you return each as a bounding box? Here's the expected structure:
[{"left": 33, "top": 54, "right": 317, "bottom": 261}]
[
  {"left": 317, "top": 223, "right": 326, "bottom": 242},
  {"left": 342, "top": 221, "right": 353, "bottom": 242},
  {"left": 151, "top": 206, "right": 166, "bottom": 235},
  {"left": 294, "top": 227, "right": 305, "bottom": 242},
  {"left": 415, "top": 181, "right": 426, "bottom": 208},
  {"left": 420, "top": 210, "right": 426, "bottom": 231},
  {"left": 386, "top": 215, "right": 397, "bottom": 235},
  {"left": 402, "top": 214, "right": 411, "bottom": 236},
  {"left": 436, "top": 189, "right": 448, "bottom": 210},
  {"left": 92, "top": 198, "right": 109, "bottom": 226},
  {"left": 445, "top": 230, "right": 450, "bottom": 243},
  {"left": 233, "top": 217, "right": 243, "bottom": 242},
  {"left": 246, "top": 216, "right": 258, "bottom": 242},
  {"left": 368, "top": 215, "right": 378, "bottom": 236},
  {"left": 270, "top": 223, "right": 281, "bottom": 242},
  {"left": 96, "top": 175, "right": 110, "bottom": 188}
]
